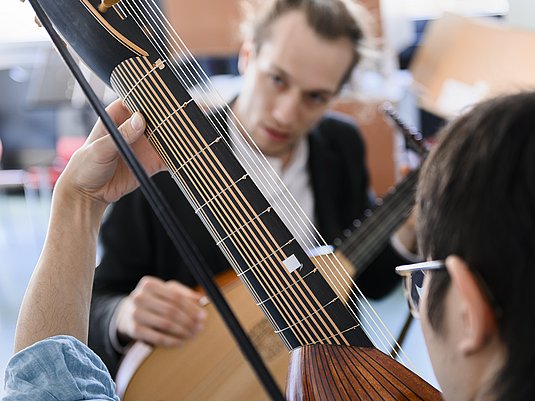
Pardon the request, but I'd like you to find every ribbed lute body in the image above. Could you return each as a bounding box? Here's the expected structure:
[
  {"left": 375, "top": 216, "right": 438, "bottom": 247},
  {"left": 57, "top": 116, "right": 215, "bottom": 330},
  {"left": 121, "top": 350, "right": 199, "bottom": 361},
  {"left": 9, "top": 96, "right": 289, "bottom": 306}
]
[
  {"left": 287, "top": 345, "right": 439, "bottom": 400},
  {"left": 36, "top": 1, "right": 442, "bottom": 399}
]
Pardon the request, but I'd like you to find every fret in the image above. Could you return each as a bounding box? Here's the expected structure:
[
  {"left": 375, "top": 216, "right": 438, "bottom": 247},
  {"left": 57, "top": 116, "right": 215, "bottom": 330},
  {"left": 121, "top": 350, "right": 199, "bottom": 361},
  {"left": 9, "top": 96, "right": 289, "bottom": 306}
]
[
  {"left": 216, "top": 207, "right": 272, "bottom": 246},
  {"left": 173, "top": 136, "right": 223, "bottom": 173},
  {"left": 256, "top": 268, "right": 317, "bottom": 306},
  {"left": 179, "top": 160, "right": 272, "bottom": 246},
  {"left": 274, "top": 297, "right": 338, "bottom": 334},
  {"left": 263, "top": 291, "right": 369, "bottom": 346},
  {"left": 237, "top": 238, "right": 295, "bottom": 276},
  {"left": 121, "top": 58, "right": 165, "bottom": 102},
  {"left": 146, "top": 99, "right": 194, "bottom": 139},
  {"left": 195, "top": 174, "right": 249, "bottom": 214},
  {"left": 119, "top": 67, "right": 245, "bottom": 256},
  {"left": 309, "top": 324, "right": 362, "bottom": 345},
  {"left": 122, "top": 72, "right": 242, "bottom": 236}
]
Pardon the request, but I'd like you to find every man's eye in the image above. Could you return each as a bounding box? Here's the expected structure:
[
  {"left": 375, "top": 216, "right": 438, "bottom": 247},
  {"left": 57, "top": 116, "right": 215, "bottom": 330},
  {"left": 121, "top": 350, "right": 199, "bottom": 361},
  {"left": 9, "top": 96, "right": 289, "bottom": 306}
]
[
  {"left": 307, "top": 92, "right": 329, "bottom": 106},
  {"left": 270, "top": 74, "right": 285, "bottom": 88}
]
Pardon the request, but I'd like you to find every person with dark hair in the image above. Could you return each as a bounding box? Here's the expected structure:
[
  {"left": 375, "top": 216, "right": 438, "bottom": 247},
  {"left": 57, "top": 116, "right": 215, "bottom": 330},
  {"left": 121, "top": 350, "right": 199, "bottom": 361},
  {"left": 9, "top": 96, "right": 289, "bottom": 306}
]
[
  {"left": 396, "top": 91, "right": 535, "bottom": 401},
  {"left": 89, "top": 0, "right": 416, "bottom": 375}
]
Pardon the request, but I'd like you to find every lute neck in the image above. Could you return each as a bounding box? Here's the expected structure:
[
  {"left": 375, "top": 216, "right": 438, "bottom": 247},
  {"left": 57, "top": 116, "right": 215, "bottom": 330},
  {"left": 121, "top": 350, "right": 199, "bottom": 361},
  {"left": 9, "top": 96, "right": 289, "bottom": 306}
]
[{"left": 110, "top": 55, "right": 373, "bottom": 351}]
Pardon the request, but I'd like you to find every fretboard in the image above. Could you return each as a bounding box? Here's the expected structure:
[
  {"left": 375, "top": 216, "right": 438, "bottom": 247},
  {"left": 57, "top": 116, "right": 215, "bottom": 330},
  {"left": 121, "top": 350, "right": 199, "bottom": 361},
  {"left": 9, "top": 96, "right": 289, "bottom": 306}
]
[{"left": 110, "top": 56, "right": 373, "bottom": 351}]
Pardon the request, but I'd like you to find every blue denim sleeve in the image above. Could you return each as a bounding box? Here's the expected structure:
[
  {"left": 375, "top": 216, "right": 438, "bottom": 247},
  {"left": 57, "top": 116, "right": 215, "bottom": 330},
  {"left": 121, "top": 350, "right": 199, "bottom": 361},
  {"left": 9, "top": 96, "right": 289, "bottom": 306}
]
[{"left": 3, "top": 335, "right": 119, "bottom": 401}]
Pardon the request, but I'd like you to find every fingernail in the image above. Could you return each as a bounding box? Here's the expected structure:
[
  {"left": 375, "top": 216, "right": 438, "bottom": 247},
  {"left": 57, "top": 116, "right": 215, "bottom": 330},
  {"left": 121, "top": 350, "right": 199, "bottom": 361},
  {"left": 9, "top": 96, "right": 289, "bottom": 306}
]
[
  {"left": 198, "top": 296, "right": 209, "bottom": 307},
  {"left": 131, "top": 112, "right": 145, "bottom": 131}
]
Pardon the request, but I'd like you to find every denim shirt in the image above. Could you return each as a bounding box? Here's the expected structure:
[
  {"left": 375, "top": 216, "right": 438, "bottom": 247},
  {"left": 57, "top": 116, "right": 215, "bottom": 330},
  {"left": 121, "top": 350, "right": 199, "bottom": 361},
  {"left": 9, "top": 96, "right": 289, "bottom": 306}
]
[{"left": 3, "top": 336, "right": 119, "bottom": 401}]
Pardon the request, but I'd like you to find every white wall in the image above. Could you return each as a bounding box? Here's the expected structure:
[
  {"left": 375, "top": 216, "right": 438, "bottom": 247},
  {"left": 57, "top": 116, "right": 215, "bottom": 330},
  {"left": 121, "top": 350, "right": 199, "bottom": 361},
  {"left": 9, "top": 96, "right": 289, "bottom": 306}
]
[
  {"left": 0, "top": 1, "right": 49, "bottom": 43},
  {"left": 507, "top": 0, "right": 535, "bottom": 30}
]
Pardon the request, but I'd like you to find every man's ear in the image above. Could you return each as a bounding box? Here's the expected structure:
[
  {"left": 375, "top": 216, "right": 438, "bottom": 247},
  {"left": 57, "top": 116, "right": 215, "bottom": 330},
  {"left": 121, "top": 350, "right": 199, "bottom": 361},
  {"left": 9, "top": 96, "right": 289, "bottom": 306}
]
[
  {"left": 445, "top": 255, "right": 497, "bottom": 356},
  {"left": 238, "top": 40, "right": 255, "bottom": 75}
]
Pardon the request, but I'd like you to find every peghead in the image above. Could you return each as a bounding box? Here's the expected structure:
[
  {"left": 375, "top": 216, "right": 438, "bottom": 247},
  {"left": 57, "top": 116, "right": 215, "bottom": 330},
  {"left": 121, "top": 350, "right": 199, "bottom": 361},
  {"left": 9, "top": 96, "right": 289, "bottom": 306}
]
[{"left": 98, "top": 0, "right": 120, "bottom": 13}]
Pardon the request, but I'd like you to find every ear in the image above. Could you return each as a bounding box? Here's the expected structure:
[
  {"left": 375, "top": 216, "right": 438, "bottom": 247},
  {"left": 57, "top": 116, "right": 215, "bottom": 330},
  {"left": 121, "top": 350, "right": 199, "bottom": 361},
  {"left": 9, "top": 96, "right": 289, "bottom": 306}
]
[
  {"left": 445, "top": 255, "right": 497, "bottom": 356},
  {"left": 238, "top": 40, "right": 255, "bottom": 75}
]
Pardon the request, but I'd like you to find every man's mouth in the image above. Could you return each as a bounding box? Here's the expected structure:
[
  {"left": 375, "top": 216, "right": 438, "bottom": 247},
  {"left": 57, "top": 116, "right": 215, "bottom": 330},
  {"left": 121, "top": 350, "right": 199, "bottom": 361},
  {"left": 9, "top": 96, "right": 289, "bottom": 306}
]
[{"left": 264, "top": 126, "right": 289, "bottom": 142}]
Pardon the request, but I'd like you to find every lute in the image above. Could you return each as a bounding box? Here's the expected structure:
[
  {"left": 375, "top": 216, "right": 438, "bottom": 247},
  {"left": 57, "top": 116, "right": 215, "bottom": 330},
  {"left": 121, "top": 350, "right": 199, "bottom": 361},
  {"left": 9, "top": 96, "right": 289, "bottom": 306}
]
[{"left": 32, "top": 1, "right": 441, "bottom": 399}]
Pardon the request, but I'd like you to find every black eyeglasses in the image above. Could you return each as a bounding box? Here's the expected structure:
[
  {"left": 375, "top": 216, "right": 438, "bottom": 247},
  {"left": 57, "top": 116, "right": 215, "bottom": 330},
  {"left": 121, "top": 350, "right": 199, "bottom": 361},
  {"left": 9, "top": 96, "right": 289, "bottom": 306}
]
[{"left": 395, "top": 260, "right": 445, "bottom": 319}]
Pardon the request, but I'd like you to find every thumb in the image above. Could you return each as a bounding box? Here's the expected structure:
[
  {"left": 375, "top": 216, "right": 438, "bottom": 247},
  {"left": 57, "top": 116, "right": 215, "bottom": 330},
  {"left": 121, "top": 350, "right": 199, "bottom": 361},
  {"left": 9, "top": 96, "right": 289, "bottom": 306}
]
[
  {"left": 94, "top": 112, "right": 146, "bottom": 164},
  {"left": 121, "top": 112, "right": 146, "bottom": 145}
]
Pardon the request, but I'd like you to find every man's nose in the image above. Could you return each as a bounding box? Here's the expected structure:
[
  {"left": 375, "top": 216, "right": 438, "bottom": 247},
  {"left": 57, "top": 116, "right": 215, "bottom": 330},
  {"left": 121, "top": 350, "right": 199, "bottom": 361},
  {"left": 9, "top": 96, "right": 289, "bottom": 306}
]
[{"left": 272, "top": 90, "right": 301, "bottom": 126}]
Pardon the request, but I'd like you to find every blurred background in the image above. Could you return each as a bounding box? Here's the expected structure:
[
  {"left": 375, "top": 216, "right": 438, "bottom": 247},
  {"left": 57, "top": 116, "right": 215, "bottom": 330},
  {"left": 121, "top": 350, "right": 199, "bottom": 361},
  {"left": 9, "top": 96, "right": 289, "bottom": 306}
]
[{"left": 1, "top": 0, "right": 535, "bottom": 398}]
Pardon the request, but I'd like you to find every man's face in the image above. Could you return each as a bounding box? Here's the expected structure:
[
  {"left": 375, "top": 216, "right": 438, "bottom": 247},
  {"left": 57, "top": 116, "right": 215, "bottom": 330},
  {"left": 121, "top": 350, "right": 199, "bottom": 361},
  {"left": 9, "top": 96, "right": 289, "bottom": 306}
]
[{"left": 233, "top": 10, "right": 354, "bottom": 162}]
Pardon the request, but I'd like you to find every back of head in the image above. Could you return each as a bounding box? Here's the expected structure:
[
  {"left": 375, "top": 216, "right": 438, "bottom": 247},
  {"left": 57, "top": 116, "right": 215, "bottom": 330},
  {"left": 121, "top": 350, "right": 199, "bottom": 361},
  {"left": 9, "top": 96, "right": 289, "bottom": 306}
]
[
  {"left": 240, "top": 0, "right": 369, "bottom": 84},
  {"left": 417, "top": 91, "right": 535, "bottom": 401}
]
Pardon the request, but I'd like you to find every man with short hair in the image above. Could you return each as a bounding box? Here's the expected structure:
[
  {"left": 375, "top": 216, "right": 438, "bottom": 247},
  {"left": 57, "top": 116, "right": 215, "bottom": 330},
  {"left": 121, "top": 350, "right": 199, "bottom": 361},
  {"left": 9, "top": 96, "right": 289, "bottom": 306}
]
[{"left": 90, "top": 0, "right": 414, "bottom": 375}]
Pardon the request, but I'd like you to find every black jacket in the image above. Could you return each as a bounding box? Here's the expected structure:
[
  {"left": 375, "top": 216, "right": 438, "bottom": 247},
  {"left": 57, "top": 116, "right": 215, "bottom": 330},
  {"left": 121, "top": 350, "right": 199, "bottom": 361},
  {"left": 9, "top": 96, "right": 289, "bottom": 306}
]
[{"left": 89, "top": 112, "right": 404, "bottom": 374}]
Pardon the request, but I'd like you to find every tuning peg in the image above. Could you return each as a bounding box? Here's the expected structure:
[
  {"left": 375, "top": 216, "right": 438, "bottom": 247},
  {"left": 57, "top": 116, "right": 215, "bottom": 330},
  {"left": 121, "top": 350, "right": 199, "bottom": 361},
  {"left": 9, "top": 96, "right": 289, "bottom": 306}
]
[
  {"left": 98, "top": 0, "right": 120, "bottom": 13},
  {"left": 34, "top": 15, "right": 42, "bottom": 27}
]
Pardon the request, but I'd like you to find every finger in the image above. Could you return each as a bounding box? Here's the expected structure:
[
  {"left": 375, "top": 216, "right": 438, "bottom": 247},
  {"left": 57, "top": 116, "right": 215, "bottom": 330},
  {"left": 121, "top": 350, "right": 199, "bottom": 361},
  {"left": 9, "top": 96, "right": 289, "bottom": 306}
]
[
  {"left": 133, "top": 324, "right": 185, "bottom": 347},
  {"left": 138, "top": 278, "right": 205, "bottom": 312},
  {"left": 117, "top": 292, "right": 200, "bottom": 343},
  {"left": 161, "top": 282, "right": 207, "bottom": 321},
  {"left": 134, "top": 307, "right": 202, "bottom": 339},
  {"left": 138, "top": 293, "right": 204, "bottom": 334},
  {"left": 163, "top": 280, "right": 205, "bottom": 303},
  {"left": 90, "top": 112, "right": 146, "bottom": 165},
  {"left": 87, "top": 99, "right": 133, "bottom": 142},
  {"left": 121, "top": 112, "right": 146, "bottom": 145},
  {"left": 132, "top": 282, "right": 200, "bottom": 320},
  {"left": 134, "top": 277, "right": 206, "bottom": 324}
]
